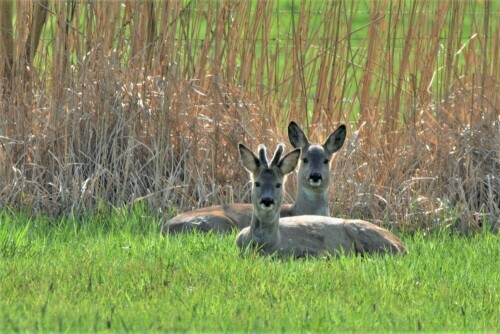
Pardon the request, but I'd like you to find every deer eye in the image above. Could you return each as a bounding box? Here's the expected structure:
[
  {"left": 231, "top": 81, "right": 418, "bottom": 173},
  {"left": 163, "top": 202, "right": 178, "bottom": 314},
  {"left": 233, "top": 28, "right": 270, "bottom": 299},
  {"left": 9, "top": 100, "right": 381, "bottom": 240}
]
[
  {"left": 276, "top": 183, "right": 282, "bottom": 189},
  {"left": 254, "top": 182, "right": 261, "bottom": 187},
  {"left": 303, "top": 158, "right": 309, "bottom": 164},
  {"left": 323, "top": 159, "right": 329, "bottom": 164}
]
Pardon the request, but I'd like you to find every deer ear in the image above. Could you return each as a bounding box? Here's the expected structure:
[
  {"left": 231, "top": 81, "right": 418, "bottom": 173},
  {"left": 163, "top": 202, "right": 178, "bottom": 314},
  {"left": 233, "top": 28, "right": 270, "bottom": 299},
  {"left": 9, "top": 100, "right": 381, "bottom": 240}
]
[
  {"left": 239, "top": 143, "right": 260, "bottom": 173},
  {"left": 323, "top": 124, "right": 346, "bottom": 155},
  {"left": 288, "top": 121, "right": 309, "bottom": 149},
  {"left": 278, "top": 148, "right": 301, "bottom": 175}
]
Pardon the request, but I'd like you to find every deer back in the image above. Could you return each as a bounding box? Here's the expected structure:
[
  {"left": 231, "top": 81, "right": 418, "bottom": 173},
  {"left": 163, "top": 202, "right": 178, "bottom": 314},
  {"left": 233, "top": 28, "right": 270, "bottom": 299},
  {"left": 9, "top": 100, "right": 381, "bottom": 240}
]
[{"left": 261, "top": 216, "right": 407, "bottom": 258}]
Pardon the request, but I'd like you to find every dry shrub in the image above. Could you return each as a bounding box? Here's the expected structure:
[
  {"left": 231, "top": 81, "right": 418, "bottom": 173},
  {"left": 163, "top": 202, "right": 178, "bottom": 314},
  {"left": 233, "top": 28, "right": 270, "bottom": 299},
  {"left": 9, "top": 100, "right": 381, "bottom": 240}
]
[
  {"left": 0, "top": 46, "right": 271, "bottom": 216},
  {"left": 331, "top": 87, "right": 499, "bottom": 233},
  {"left": 0, "top": 1, "right": 498, "bottom": 233}
]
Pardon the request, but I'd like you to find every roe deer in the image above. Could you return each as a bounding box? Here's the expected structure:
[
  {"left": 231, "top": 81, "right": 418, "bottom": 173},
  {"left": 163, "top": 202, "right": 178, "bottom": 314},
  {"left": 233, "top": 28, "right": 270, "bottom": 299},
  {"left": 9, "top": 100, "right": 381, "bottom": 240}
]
[
  {"left": 236, "top": 143, "right": 407, "bottom": 258},
  {"left": 161, "top": 122, "right": 346, "bottom": 235}
]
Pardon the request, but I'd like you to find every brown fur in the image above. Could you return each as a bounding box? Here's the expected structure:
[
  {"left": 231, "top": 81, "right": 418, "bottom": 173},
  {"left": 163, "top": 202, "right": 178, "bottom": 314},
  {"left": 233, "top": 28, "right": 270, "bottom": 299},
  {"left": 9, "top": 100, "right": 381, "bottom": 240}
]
[{"left": 237, "top": 216, "right": 406, "bottom": 258}]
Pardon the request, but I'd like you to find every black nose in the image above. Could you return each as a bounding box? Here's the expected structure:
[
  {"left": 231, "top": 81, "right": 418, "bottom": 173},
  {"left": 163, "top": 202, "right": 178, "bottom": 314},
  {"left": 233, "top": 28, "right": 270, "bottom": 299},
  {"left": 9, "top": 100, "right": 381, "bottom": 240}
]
[
  {"left": 261, "top": 197, "right": 274, "bottom": 207},
  {"left": 310, "top": 173, "right": 322, "bottom": 182}
]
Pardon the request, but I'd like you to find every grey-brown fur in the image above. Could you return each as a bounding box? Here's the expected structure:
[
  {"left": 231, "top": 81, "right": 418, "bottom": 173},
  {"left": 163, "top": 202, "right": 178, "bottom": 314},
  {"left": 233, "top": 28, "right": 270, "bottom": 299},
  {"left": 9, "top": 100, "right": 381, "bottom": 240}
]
[
  {"left": 287, "top": 121, "right": 346, "bottom": 217},
  {"left": 236, "top": 144, "right": 407, "bottom": 258},
  {"left": 162, "top": 122, "right": 346, "bottom": 235}
]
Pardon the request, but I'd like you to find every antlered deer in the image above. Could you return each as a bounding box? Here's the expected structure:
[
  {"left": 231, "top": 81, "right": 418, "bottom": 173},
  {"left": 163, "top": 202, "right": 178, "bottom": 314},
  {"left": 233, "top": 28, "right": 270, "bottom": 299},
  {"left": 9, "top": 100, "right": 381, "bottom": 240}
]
[{"left": 236, "top": 143, "right": 407, "bottom": 258}]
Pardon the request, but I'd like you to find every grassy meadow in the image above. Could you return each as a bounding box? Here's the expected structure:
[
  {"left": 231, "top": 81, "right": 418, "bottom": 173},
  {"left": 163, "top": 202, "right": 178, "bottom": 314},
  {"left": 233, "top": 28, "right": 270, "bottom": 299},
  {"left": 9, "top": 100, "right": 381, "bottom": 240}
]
[
  {"left": 0, "top": 0, "right": 499, "bottom": 332},
  {"left": 0, "top": 209, "right": 498, "bottom": 332}
]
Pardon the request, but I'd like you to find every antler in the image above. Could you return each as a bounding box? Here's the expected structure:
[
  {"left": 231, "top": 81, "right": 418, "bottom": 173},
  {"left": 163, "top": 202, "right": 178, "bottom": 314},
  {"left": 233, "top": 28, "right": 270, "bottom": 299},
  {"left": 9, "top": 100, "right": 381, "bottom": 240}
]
[
  {"left": 270, "top": 144, "right": 285, "bottom": 167},
  {"left": 257, "top": 144, "right": 269, "bottom": 167}
]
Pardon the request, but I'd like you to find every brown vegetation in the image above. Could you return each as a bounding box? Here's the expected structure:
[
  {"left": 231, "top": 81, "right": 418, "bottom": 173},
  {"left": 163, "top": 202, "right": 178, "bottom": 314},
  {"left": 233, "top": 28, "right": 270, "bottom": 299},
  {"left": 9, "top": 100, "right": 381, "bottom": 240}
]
[{"left": 0, "top": 1, "right": 498, "bottom": 232}]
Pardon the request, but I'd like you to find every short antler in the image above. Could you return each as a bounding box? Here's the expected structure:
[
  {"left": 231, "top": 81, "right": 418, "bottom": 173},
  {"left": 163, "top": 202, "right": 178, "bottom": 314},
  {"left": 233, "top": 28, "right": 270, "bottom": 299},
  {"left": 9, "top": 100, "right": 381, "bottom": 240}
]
[
  {"left": 270, "top": 143, "right": 285, "bottom": 167},
  {"left": 257, "top": 144, "right": 269, "bottom": 167}
]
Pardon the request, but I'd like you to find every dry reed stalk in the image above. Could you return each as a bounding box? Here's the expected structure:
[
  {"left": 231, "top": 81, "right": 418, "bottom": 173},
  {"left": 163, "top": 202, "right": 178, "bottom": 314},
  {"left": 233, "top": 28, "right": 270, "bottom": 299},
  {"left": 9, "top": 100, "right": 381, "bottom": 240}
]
[
  {"left": 27, "top": 0, "right": 49, "bottom": 67},
  {"left": 0, "top": 1, "right": 13, "bottom": 87}
]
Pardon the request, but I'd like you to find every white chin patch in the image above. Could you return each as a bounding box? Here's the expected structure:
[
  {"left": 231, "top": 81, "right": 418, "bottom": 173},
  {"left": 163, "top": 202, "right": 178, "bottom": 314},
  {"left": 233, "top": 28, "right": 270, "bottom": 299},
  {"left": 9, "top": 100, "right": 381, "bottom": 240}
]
[
  {"left": 309, "top": 180, "right": 322, "bottom": 187},
  {"left": 259, "top": 204, "right": 274, "bottom": 211}
]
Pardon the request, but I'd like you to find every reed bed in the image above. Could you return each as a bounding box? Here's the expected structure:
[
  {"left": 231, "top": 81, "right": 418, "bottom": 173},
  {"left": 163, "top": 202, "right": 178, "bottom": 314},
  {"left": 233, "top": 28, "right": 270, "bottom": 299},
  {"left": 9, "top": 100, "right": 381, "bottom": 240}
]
[{"left": 0, "top": 0, "right": 498, "bottom": 232}]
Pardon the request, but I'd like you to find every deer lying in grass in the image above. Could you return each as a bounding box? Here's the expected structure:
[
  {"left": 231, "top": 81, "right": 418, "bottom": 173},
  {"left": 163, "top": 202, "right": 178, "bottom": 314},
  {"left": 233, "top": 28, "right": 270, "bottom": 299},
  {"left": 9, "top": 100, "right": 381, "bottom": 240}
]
[
  {"left": 161, "top": 122, "right": 347, "bottom": 235},
  {"left": 236, "top": 143, "right": 407, "bottom": 258}
]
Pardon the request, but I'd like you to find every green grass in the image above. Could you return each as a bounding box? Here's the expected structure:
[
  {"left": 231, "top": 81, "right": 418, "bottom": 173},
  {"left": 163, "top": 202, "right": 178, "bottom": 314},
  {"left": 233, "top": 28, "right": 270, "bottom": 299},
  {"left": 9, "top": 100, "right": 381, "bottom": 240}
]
[{"left": 0, "top": 209, "right": 498, "bottom": 332}]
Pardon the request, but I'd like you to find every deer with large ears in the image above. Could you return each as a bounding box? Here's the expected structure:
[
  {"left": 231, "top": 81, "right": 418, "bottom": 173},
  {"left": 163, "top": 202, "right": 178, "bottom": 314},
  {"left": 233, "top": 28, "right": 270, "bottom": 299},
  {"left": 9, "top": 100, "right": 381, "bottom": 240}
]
[
  {"left": 161, "top": 122, "right": 346, "bottom": 235},
  {"left": 236, "top": 143, "right": 407, "bottom": 258}
]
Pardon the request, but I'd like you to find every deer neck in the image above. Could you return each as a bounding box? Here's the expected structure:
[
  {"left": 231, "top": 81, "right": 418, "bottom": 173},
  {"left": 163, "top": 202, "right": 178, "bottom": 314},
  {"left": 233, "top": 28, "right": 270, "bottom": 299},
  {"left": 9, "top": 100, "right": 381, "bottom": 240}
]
[
  {"left": 293, "top": 186, "right": 330, "bottom": 216},
  {"left": 249, "top": 209, "right": 280, "bottom": 247}
]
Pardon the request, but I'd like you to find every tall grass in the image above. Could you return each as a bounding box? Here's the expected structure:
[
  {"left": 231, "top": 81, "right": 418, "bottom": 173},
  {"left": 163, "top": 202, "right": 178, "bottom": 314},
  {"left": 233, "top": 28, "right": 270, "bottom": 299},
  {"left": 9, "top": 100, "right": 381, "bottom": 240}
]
[{"left": 0, "top": 0, "right": 498, "bottom": 232}]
